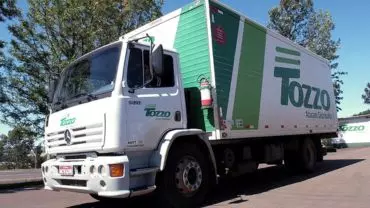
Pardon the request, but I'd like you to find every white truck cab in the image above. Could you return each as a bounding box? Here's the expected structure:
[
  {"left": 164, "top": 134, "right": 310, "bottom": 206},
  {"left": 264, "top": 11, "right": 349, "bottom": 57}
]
[{"left": 42, "top": 38, "right": 211, "bottom": 198}]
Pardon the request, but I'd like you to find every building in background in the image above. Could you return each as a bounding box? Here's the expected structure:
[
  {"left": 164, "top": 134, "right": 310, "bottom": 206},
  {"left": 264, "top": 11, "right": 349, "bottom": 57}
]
[{"left": 333, "top": 114, "right": 370, "bottom": 148}]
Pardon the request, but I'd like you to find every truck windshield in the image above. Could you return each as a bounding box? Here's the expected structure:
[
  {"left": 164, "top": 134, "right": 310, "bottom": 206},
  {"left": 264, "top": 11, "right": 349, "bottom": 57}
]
[{"left": 54, "top": 43, "right": 121, "bottom": 108}]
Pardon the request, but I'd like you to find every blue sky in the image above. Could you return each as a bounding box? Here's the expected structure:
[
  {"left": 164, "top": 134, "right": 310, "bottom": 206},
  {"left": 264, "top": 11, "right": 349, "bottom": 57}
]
[{"left": 0, "top": 0, "right": 369, "bottom": 134}]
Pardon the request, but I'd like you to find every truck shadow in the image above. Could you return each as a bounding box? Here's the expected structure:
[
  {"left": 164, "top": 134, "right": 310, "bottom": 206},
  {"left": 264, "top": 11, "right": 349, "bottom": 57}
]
[
  {"left": 203, "top": 158, "right": 364, "bottom": 206},
  {"left": 0, "top": 185, "right": 43, "bottom": 194},
  {"left": 67, "top": 158, "right": 364, "bottom": 208}
]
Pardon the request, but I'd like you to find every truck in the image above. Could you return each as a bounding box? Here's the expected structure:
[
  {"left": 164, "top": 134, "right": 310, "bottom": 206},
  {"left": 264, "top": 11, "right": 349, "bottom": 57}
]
[{"left": 41, "top": 0, "right": 338, "bottom": 207}]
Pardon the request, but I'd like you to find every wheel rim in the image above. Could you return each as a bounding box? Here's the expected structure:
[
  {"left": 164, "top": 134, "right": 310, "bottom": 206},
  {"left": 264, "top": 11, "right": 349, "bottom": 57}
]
[{"left": 174, "top": 155, "right": 203, "bottom": 196}]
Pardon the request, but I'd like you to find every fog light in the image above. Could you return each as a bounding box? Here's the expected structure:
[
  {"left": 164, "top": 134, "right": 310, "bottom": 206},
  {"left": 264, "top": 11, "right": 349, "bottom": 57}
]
[
  {"left": 43, "top": 177, "right": 47, "bottom": 183},
  {"left": 100, "top": 180, "right": 106, "bottom": 187},
  {"left": 109, "top": 164, "right": 124, "bottom": 177}
]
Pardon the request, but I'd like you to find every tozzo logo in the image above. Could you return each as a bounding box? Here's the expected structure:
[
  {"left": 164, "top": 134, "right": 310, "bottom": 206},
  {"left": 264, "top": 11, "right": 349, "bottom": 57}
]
[
  {"left": 60, "top": 114, "right": 76, "bottom": 126},
  {"left": 339, "top": 125, "right": 365, "bottom": 132},
  {"left": 144, "top": 104, "right": 171, "bottom": 119},
  {"left": 273, "top": 46, "right": 331, "bottom": 111}
]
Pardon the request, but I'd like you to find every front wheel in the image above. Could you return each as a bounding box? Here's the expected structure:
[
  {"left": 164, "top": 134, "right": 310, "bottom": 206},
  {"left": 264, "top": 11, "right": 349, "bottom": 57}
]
[{"left": 157, "top": 143, "right": 210, "bottom": 208}]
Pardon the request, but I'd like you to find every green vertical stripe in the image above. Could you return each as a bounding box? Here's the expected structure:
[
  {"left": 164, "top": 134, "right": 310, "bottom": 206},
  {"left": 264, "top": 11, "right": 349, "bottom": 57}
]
[
  {"left": 275, "top": 56, "right": 300, "bottom": 65},
  {"left": 232, "top": 21, "right": 267, "bottom": 130},
  {"left": 210, "top": 1, "right": 240, "bottom": 119},
  {"left": 174, "top": 1, "right": 214, "bottom": 132},
  {"left": 276, "top": 47, "right": 300, "bottom": 56}
]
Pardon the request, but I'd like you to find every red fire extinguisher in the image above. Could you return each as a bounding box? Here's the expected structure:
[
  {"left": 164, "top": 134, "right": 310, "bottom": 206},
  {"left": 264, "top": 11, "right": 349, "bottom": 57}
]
[{"left": 199, "top": 77, "right": 213, "bottom": 108}]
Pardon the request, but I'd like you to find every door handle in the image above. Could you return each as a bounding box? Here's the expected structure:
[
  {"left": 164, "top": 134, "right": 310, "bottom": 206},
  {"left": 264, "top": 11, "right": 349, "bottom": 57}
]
[{"left": 174, "top": 111, "right": 181, "bottom": 122}]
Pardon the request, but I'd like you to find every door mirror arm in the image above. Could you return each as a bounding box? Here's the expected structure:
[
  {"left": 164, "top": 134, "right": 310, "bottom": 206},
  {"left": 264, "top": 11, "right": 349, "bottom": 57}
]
[{"left": 127, "top": 33, "right": 163, "bottom": 90}]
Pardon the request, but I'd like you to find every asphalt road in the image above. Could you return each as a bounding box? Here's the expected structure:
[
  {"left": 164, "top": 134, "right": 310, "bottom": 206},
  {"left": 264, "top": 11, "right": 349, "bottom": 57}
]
[
  {"left": 0, "top": 169, "right": 41, "bottom": 184},
  {"left": 1, "top": 147, "right": 370, "bottom": 208}
]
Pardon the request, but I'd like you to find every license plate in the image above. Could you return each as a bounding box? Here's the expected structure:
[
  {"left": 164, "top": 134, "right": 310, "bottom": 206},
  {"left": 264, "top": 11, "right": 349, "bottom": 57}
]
[{"left": 59, "top": 165, "right": 74, "bottom": 176}]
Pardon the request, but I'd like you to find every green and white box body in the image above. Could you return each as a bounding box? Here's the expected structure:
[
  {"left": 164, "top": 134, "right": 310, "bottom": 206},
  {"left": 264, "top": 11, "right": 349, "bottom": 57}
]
[{"left": 124, "top": 0, "right": 337, "bottom": 140}]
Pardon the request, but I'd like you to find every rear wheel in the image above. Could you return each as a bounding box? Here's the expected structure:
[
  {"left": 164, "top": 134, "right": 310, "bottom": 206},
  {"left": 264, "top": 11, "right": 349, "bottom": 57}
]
[
  {"left": 157, "top": 143, "right": 210, "bottom": 208},
  {"left": 284, "top": 138, "right": 317, "bottom": 172},
  {"left": 300, "top": 138, "right": 317, "bottom": 172}
]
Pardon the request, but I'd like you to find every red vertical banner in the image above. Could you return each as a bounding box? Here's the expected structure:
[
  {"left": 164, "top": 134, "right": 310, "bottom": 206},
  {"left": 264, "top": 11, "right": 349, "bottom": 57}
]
[{"left": 214, "top": 25, "right": 226, "bottom": 45}]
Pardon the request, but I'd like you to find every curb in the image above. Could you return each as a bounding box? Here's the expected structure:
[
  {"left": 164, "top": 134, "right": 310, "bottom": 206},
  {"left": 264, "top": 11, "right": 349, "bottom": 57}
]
[
  {"left": 0, "top": 169, "right": 40, "bottom": 173},
  {"left": 0, "top": 178, "right": 43, "bottom": 190}
]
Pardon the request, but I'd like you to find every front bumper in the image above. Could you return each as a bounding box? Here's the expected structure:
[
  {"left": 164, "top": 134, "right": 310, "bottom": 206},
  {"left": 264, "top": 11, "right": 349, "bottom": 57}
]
[{"left": 41, "top": 155, "right": 134, "bottom": 198}]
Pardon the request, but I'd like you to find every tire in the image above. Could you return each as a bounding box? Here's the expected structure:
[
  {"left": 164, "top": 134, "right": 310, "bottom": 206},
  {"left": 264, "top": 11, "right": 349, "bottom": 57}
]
[
  {"left": 300, "top": 138, "right": 317, "bottom": 172},
  {"left": 284, "top": 138, "right": 317, "bottom": 172},
  {"left": 157, "top": 143, "right": 210, "bottom": 208}
]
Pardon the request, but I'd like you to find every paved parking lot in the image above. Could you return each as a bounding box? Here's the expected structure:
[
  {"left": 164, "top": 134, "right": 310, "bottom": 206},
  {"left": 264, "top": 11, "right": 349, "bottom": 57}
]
[{"left": 0, "top": 147, "right": 369, "bottom": 208}]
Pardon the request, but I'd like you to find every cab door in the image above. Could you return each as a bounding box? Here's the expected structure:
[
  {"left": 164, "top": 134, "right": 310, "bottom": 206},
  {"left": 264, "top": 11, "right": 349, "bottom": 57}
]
[{"left": 123, "top": 46, "right": 185, "bottom": 150}]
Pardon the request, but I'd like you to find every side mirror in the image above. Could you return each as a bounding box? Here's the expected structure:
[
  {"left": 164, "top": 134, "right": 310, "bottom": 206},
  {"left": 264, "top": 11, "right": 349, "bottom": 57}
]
[
  {"left": 47, "top": 79, "right": 57, "bottom": 103},
  {"left": 152, "top": 44, "right": 164, "bottom": 77}
]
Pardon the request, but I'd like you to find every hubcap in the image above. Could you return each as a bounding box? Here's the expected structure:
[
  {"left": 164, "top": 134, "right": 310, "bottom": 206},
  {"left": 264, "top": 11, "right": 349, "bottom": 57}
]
[{"left": 175, "top": 156, "right": 203, "bottom": 195}]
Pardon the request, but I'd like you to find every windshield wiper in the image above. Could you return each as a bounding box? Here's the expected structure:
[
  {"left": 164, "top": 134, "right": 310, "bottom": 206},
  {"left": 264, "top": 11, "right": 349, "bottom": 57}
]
[
  {"left": 54, "top": 97, "right": 68, "bottom": 110},
  {"left": 86, "top": 93, "right": 98, "bottom": 101},
  {"left": 70, "top": 93, "right": 98, "bottom": 102}
]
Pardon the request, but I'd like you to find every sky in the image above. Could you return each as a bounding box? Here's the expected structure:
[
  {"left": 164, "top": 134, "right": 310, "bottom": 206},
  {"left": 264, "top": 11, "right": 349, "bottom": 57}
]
[{"left": 0, "top": 0, "right": 369, "bottom": 134}]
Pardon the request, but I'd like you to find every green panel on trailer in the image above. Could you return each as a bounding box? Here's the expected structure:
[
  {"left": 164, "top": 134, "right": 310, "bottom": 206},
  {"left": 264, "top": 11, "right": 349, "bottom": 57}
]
[
  {"left": 174, "top": 0, "right": 214, "bottom": 132},
  {"left": 209, "top": 1, "right": 240, "bottom": 120},
  {"left": 232, "top": 21, "right": 267, "bottom": 130}
]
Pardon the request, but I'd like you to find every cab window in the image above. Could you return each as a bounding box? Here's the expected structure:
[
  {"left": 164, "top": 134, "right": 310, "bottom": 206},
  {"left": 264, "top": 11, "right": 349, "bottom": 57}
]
[{"left": 127, "top": 48, "right": 175, "bottom": 88}]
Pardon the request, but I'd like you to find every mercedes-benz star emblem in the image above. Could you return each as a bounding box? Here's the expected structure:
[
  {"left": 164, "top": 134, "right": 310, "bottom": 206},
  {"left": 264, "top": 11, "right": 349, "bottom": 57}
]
[{"left": 64, "top": 129, "right": 72, "bottom": 145}]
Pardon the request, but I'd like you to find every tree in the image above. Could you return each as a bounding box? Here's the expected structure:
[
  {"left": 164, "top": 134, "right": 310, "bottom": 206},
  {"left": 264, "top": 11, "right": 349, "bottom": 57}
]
[
  {"left": 354, "top": 109, "right": 370, "bottom": 116},
  {"left": 362, "top": 83, "right": 370, "bottom": 104},
  {"left": 0, "top": 0, "right": 20, "bottom": 109},
  {"left": 0, "top": 134, "right": 5, "bottom": 162},
  {"left": 33, "top": 143, "right": 45, "bottom": 168},
  {"left": 268, "top": 0, "right": 314, "bottom": 45},
  {"left": 0, "top": 0, "right": 20, "bottom": 49},
  {"left": 268, "top": 0, "right": 346, "bottom": 111},
  {"left": 0, "top": 0, "right": 19, "bottom": 21},
  {"left": 1, "top": 126, "right": 35, "bottom": 169},
  {"left": 0, "top": 0, "right": 163, "bottom": 137}
]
